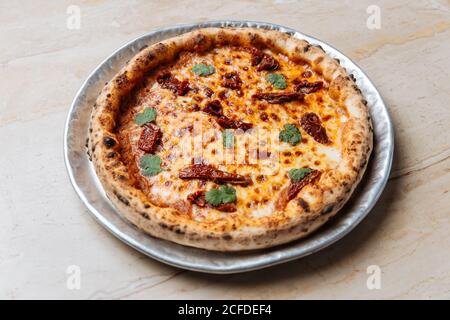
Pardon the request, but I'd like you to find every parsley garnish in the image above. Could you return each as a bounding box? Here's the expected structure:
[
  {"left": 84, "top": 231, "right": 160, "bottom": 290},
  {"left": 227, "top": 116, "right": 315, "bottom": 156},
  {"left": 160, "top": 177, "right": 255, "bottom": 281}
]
[
  {"left": 267, "top": 73, "right": 287, "bottom": 89},
  {"left": 222, "top": 129, "right": 235, "bottom": 149},
  {"left": 279, "top": 124, "right": 302, "bottom": 146},
  {"left": 288, "top": 168, "right": 313, "bottom": 181},
  {"left": 205, "top": 185, "right": 236, "bottom": 206},
  {"left": 191, "top": 63, "right": 215, "bottom": 77},
  {"left": 135, "top": 107, "right": 157, "bottom": 126},
  {"left": 139, "top": 154, "right": 162, "bottom": 176},
  {"left": 205, "top": 188, "right": 222, "bottom": 206}
]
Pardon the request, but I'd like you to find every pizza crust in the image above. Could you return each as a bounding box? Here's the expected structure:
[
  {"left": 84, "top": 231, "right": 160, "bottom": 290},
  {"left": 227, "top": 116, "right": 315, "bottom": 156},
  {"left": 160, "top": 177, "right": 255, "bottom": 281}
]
[{"left": 88, "top": 27, "right": 372, "bottom": 251}]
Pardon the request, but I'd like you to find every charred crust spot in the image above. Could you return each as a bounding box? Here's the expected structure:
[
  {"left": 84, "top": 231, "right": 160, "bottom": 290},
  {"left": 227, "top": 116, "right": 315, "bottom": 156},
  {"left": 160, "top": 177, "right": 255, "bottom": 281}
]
[
  {"left": 314, "top": 56, "right": 324, "bottom": 64},
  {"left": 304, "top": 44, "right": 311, "bottom": 53},
  {"left": 159, "top": 223, "right": 168, "bottom": 229},
  {"left": 297, "top": 198, "right": 310, "bottom": 212},
  {"left": 139, "top": 211, "right": 150, "bottom": 219},
  {"left": 194, "top": 33, "right": 206, "bottom": 46},
  {"left": 222, "top": 234, "right": 232, "bottom": 240},
  {"left": 103, "top": 136, "right": 116, "bottom": 148},
  {"left": 321, "top": 205, "right": 334, "bottom": 216},
  {"left": 155, "top": 43, "right": 168, "bottom": 55},
  {"left": 113, "top": 191, "right": 129, "bottom": 206},
  {"left": 146, "top": 52, "right": 155, "bottom": 64},
  {"left": 315, "top": 45, "right": 325, "bottom": 52},
  {"left": 115, "top": 72, "right": 129, "bottom": 87},
  {"left": 175, "top": 228, "right": 185, "bottom": 235},
  {"left": 106, "top": 151, "right": 116, "bottom": 158}
]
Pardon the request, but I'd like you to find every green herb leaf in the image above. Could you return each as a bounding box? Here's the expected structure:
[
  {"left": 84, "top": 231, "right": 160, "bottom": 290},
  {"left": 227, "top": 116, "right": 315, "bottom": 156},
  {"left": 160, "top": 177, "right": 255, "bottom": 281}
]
[
  {"left": 288, "top": 168, "right": 313, "bottom": 181},
  {"left": 135, "top": 107, "right": 157, "bottom": 126},
  {"left": 191, "top": 63, "right": 215, "bottom": 77},
  {"left": 279, "top": 124, "right": 302, "bottom": 146},
  {"left": 139, "top": 154, "right": 162, "bottom": 177},
  {"left": 219, "top": 185, "right": 237, "bottom": 204},
  {"left": 267, "top": 73, "right": 287, "bottom": 89},
  {"left": 205, "top": 185, "right": 237, "bottom": 206},
  {"left": 205, "top": 188, "right": 223, "bottom": 206},
  {"left": 222, "top": 129, "right": 235, "bottom": 149}
]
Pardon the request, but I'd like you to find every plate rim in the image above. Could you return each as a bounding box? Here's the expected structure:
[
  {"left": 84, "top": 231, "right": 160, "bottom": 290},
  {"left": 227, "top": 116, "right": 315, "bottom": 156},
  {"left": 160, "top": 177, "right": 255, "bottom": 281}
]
[{"left": 63, "top": 20, "right": 394, "bottom": 274}]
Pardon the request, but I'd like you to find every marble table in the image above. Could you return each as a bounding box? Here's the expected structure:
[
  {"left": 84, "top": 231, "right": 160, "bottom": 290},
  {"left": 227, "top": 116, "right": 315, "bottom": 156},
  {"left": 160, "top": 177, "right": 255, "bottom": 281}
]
[{"left": 1, "top": 0, "right": 449, "bottom": 299}]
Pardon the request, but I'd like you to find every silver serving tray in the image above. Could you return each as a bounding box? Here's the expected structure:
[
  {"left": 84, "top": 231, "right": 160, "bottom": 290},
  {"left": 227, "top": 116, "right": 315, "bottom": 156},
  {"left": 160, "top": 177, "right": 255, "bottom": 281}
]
[{"left": 64, "top": 21, "right": 394, "bottom": 274}]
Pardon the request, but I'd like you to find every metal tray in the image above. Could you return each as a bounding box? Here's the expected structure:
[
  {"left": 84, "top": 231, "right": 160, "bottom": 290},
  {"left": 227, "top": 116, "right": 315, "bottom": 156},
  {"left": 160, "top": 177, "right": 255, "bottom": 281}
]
[{"left": 64, "top": 21, "right": 394, "bottom": 274}]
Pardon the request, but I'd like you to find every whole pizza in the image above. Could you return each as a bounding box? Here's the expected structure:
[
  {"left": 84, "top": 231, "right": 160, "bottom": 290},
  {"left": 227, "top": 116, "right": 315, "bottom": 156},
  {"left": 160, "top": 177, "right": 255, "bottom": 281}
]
[{"left": 88, "top": 27, "right": 372, "bottom": 251}]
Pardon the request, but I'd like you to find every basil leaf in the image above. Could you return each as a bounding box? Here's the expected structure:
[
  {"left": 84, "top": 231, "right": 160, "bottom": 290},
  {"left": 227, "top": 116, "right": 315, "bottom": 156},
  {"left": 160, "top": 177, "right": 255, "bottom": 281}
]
[
  {"left": 219, "top": 185, "right": 236, "bottom": 204},
  {"left": 222, "top": 129, "right": 235, "bottom": 149},
  {"left": 279, "top": 124, "right": 302, "bottom": 146},
  {"left": 205, "top": 185, "right": 237, "bottom": 206},
  {"left": 140, "top": 154, "right": 162, "bottom": 176},
  {"left": 135, "top": 107, "right": 157, "bottom": 126},
  {"left": 288, "top": 168, "right": 313, "bottom": 181},
  {"left": 205, "top": 188, "right": 223, "bottom": 206},
  {"left": 191, "top": 63, "right": 215, "bottom": 77},
  {"left": 267, "top": 73, "right": 287, "bottom": 89}
]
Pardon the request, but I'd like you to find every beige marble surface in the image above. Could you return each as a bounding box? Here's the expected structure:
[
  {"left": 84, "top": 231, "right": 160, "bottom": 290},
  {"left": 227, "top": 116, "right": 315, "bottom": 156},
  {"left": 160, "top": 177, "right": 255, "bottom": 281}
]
[{"left": 1, "top": 0, "right": 449, "bottom": 299}]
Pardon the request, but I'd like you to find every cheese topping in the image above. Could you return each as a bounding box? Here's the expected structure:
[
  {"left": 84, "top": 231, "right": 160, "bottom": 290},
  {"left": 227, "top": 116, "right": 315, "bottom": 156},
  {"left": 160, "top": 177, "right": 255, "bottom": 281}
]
[{"left": 116, "top": 46, "right": 348, "bottom": 221}]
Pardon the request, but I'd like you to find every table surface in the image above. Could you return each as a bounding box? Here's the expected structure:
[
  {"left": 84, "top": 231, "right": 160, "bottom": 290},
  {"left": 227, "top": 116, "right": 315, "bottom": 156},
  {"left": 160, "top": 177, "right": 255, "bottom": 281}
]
[{"left": 1, "top": 0, "right": 449, "bottom": 299}]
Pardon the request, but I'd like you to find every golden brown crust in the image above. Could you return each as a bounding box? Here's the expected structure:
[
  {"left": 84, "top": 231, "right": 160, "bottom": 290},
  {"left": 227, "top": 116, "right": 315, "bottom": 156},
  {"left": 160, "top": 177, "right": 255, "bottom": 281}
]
[{"left": 88, "top": 27, "right": 373, "bottom": 251}]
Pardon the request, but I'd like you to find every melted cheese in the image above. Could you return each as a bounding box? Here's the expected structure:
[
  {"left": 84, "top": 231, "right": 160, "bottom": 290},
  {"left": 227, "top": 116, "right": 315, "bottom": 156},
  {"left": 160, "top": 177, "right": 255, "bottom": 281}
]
[{"left": 116, "top": 46, "right": 348, "bottom": 221}]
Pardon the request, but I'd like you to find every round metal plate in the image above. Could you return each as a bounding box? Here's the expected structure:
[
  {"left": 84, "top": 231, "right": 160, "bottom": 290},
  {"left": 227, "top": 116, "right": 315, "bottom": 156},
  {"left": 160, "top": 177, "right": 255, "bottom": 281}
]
[{"left": 64, "top": 20, "right": 394, "bottom": 274}]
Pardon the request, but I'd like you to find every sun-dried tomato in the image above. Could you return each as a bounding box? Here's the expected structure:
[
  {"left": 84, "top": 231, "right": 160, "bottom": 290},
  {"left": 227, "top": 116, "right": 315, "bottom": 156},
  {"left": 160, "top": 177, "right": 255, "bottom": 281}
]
[
  {"left": 138, "top": 123, "right": 162, "bottom": 153},
  {"left": 179, "top": 164, "right": 252, "bottom": 186},
  {"left": 300, "top": 112, "right": 330, "bottom": 144},
  {"left": 295, "top": 80, "right": 323, "bottom": 94},
  {"left": 221, "top": 72, "right": 242, "bottom": 90},
  {"left": 157, "top": 72, "right": 190, "bottom": 96},
  {"left": 252, "top": 92, "right": 304, "bottom": 104}
]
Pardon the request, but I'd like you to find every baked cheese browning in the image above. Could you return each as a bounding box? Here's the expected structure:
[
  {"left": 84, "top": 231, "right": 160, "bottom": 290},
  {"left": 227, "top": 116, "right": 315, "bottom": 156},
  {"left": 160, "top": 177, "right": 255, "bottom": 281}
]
[
  {"left": 115, "top": 44, "right": 348, "bottom": 220},
  {"left": 203, "top": 99, "right": 253, "bottom": 130}
]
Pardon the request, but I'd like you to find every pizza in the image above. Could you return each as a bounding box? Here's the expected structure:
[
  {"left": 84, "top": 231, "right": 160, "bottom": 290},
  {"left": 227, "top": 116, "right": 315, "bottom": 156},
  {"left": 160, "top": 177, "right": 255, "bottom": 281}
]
[{"left": 88, "top": 27, "right": 372, "bottom": 251}]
